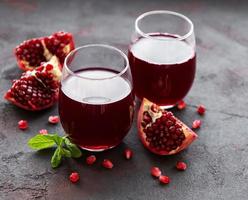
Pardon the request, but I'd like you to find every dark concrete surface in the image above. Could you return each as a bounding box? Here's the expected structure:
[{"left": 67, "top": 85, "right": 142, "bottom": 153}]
[{"left": 1, "top": 0, "right": 248, "bottom": 199}]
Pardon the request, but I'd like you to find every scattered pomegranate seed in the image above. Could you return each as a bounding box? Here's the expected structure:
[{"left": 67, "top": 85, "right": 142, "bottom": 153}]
[
  {"left": 18, "top": 120, "right": 28, "bottom": 130},
  {"left": 124, "top": 148, "right": 133, "bottom": 160},
  {"left": 151, "top": 167, "right": 162, "bottom": 178},
  {"left": 102, "top": 159, "right": 113, "bottom": 169},
  {"left": 39, "top": 129, "right": 48, "bottom": 135},
  {"left": 197, "top": 105, "right": 206, "bottom": 115},
  {"left": 48, "top": 115, "right": 60, "bottom": 124},
  {"left": 86, "top": 155, "right": 96, "bottom": 165},
  {"left": 69, "top": 172, "right": 80, "bottom": 183},
  {"left": 192, "top": 119, "right": 201, "bottom": 129},
  {"left": 177, "top": 100, "right": 186, "bottom": 110},
  {"left": 159, "top": 175, "right": 170, "bottom": 184},
  {"left": 176, "top": 161, "right": 187, "bottom": 171}
]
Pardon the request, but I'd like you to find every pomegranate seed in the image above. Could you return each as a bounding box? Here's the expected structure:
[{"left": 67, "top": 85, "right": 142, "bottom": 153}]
[
  {"left": 69, "top": 172, "right": 80, "bottom": 183},
  {"left": 176, "top": 161, "right": 187, "bottom": 171},
  {"left": 39, "top": 129, "right": 48, "bottom": 135},
  {"left": 48, "top": 115, "right": 60, "bottom": 124},
  {"left": 159, "top": 175, "right": 170, "bottom": 184},
  {"left": 124, "top": 148, "right": 133, "bottom": 160},
  {"left": 18, "top": 120, "right": 28, "bottom": 130},
  {"left": 86, "top": 155, "right": 96, "bottom": 165},
  {"left": 177, "top": 100, "right": 186, "bottom": 110},
  {"left": 197, "top": 105, "right": 206, "bottom": 115},
  {"left": 102, "top": 159, "right": 113, "bottom": 169},
  {"left": 151, "top": 167, "right": 162, "bottom": 178},
  {"left": 45, "top": 64, "right": 53, "bottom": 71},
  {"left": 151, "top": 104, "right": 159, "bottom": 112},
  {"left": 192, "top": 119, "right": 201, "bottom": 129}
]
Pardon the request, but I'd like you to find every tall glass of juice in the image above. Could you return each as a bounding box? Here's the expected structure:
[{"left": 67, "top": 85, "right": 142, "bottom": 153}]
[
  {"left": 59, "top": 44, "right": 134, "bottom": 151},
  {"left": 128, "top": 10, "right": 196, "bottom": 108}
]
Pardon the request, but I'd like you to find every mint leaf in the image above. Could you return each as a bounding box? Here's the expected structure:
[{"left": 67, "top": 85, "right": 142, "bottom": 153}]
[
  {"left": 28, "top": 134, "right": 56, "bottom": 150},
  {"left": 64, "top": 138, "right": 82, "bottom": 158},
  {"left": 51, "top": 147, "right": 62, "bottom": 168},
  {"left": 61, "top": 147, "right": 71, "bottom": 158},
  {"left": 28, "top": 133, "right": 82, "bottom": 169},
  {"left": 50, "top": 134, "right": 63, "bottom": 146}
]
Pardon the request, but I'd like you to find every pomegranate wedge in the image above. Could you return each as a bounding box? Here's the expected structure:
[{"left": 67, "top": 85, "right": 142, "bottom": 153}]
[
  {"left": 137, "top": 98, "right": 198, "bottom": 155},
  {"left": 4, "top": 57, "right": 61, "bottom": 111}
]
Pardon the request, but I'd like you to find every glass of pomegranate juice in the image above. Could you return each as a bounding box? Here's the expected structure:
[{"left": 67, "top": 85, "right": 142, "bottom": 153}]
[
  {"left": 128, "top": 10, "right": 196, "bottom": 108},
  {"left": 59, "top": 44, "right": 134, "bottom": 151}
]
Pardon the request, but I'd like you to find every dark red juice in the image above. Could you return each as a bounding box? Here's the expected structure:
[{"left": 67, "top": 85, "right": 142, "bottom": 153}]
[
  {"left": 128, "top": 34, "right": 196, "bottom": 106},
  {"left": 59, "top": 68, "right": 134, "bottom": 151}
]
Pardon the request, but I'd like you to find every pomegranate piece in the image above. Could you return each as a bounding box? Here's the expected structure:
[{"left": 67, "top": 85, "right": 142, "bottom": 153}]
[
  {"left": 176, "top": 161, "right": 187, "bottom": 171},
  {"left": 69, "top": 172, "right": 80, "bottom": 183},
  {"left": 177, "top": 100, "right": 186, "bottom": 110},
  {"left": 48, "top": 115, "right": 60, "bottom": 124},
  {"left": 14, "top": 31, "right": 75, "bottom": 71},
  {"left": 159, "top": 175, "right": 170, "bottom": 184},
  {"left": 18, "top": 120, "right": 28, "bottom": 130},
  {"left": 39, "top": 129, "right": 48, "bottom": 135},
  {"left": 4, "top": 57, "right": 61, "bottom": 111},
  {"left": 151, "top": 167, "right": 162, "bottom": 178},
  {"left": 197, "top": 105, "right": 206, "bottom": 115},
  {"left": 86, "top": 155, "right": 96, "bottom": 165},
  {"left": 137, "top": 98, "right": 198, "bottom": 155},
  {"left": 102, "top": 159, "right": 113, "bottom": 169},
  {"left": 192, "top": 120, "right": 201, "bottom": 129},
  {"left": 124, "top": 148, "right": 133, "bottom": 160}
]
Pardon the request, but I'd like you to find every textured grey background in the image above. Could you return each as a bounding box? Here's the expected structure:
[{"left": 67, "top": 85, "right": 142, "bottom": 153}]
[{"left": 0, "top": 0, "right": 248, "bottom": 199}]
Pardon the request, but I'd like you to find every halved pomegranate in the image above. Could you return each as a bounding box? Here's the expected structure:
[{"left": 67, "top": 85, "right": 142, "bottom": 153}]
[
  {"left": 4, "top": 57, "right": 61, "bottom": 111},
  {"left": 137, "top": 98, "right": 198, "bottom": 155},
  {"left": 14, "top": 31, "right": 75, "bottom": 71}
]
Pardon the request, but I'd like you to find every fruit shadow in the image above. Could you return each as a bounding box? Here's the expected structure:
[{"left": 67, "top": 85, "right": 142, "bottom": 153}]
[
  {"left": 7, "top": 102, "right": 58, "bottom": 121},
  {"left": 78, "top": 142, "right": 129, "bottom": 162},
  {"left": 66, "top": 142, "right": 134, "bottom": 170},
  {"left": 142, "top": 145, "right": 189, "bottom": 165},
  {"left": 35, "top": 148, "right": 56, "bottom": 158}
]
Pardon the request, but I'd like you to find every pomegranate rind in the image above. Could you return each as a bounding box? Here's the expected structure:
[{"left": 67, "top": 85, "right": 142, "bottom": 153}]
[{"left": 137, "top": 98, "right": 198, "bottom": 155}]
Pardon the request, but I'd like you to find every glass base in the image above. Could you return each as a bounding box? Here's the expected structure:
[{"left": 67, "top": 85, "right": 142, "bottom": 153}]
[
  {"left": 79, "top": 144, "right": 117, "bottom": 152},
  {"left": 135, "top": 96, "right": 176, "bottom": 110},
  {"left": 159, "top": 104, "right": 176, "bottom": 110}
]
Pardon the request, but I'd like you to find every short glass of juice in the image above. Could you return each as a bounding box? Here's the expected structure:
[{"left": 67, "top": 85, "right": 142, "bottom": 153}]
[
  {"left": 128, "top": 10, "right": 196, "bottom": 108},
  {"left": 59, "top": 44, "right": 134, "bottom": 151}
]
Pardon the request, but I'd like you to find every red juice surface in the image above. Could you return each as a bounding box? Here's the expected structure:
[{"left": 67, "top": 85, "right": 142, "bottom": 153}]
[
  {"left": 59, "top": 68, "right": 134, "bottom": 151},
  {"left": 128, "top": 34, "right": 196, "bottom": 106}
]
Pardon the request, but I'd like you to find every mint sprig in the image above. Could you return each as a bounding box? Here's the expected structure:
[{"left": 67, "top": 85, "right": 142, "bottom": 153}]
[
  {"left": 28, "top": 133, "right": 82, "bottom": 168},
  {"left": 64, "top": 137, "right": 82, "bottom": 158}
]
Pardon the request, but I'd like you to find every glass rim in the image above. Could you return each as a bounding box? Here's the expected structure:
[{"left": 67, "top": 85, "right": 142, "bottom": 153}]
[
  {"left": 135, "top": 10, "right": 194, "bottom": 41},
  {"left": 64, "top": 44, "right": 130, "bottom": 81}
]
